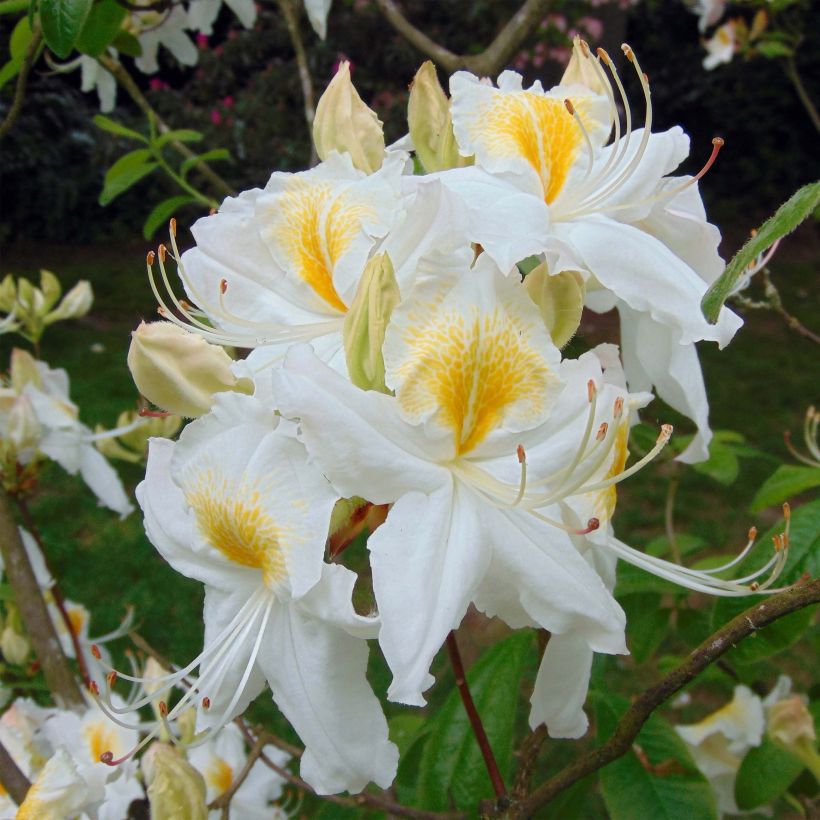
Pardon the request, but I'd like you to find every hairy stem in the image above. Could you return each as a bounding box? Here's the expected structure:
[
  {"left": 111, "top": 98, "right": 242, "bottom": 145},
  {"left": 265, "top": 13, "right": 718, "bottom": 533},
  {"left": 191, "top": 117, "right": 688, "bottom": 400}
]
[
  {"left": 782, "top": 57, "right": 820, "bottom": 134},
  {"left": 0, "top": 489, "right": 84, "bottom": 708},
  {"left": 446, "top": 631, "right": 508, "bottom": 804}
]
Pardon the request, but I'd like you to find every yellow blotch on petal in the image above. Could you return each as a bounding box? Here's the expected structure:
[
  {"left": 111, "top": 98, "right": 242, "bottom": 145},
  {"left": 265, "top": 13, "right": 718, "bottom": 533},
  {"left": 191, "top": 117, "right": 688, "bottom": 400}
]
[
  {"left": 396, "top": 308, "right": 556, "bottom": 456},
  {"left": 267, "top": 180, "right": 374, "bottom": 313},
  {"left": 596, "top": 422, "right": 629, "bottom": 522},
  {"left": 186, "top": 472, "right": 288, "bottom": 588},
  {"left": 476, "top": 91, "right": 586, "bottom": 204},
  {"left": 207, "top": 758, "right": 234, "bottom": 796},
  {"left": 85, "top": 721, "right": 119, "bottom": 764}
]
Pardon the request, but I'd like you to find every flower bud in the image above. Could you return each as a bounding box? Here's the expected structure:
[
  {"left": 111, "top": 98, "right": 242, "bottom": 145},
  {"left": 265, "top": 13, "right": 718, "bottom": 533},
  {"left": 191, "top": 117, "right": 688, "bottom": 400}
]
[
  {"left": 7, "top": 394, "right": 42, "bottom": 454},
  {"left": 127, "top": 322, "right": 252, "bottom": 418},
  {"left": 524, "top": 264, "right": 586, "bottom": 348},
  {"left": 560, "top": 36, "right": 607, "bottom": 95},
  {"left": 408, "top": 61, "right": 471, "bottom": 172},
  {"left": 46, "top": 281, "right": 93, "bottom": 324},
  {"left": 142, "top": 742, "right": 208, "bottom": 820},
  {"left": 39, "top": 269, "right": 62, "bottom": 312},
  {"left": 95, "top": 410, "right": 182, "bottom": 464},
  {"left": 343, "top": 253, "right": 399, "bottom": 392},
  {"left": 313, "top": 61, "right": 385, "bottom": 174},
  {"left": 1, "top": 624, "right": 31, "bottom": 665},
  {"left": 9, "top": 348, "right": 42, "bottom": 393},
  {"left": 767, "top": 696, "right": 816, "bottom": 749},
  {"left": 16, "top": 748, "right": 90, "bottom": 819},
  {"left": 0, "top": 274, "right": 17, "bottom": 313}
]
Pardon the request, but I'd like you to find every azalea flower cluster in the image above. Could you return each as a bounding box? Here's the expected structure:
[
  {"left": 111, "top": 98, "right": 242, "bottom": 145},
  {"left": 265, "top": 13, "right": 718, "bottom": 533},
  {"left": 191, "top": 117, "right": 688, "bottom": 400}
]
[{"left": 117, "top": 40, "right": 790, "bottom": 796}]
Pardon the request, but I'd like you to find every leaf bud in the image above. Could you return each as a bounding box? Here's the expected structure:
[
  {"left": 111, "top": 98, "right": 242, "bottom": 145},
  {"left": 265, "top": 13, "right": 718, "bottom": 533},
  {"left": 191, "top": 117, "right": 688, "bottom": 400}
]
[
  {"left": 142, "top": 742, "right": 208, "bottom": 820},
  {"left": 524, "top": 264, "right": 586, "bottom": 348}
]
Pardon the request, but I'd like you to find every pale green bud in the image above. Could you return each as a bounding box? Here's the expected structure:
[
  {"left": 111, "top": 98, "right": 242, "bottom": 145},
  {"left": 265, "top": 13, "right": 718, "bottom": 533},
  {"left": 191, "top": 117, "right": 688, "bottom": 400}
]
[
  {"left": 343, "top": 253, "right": 399, "bottom": 392},
  {"left": 95, "top": 410, "right": 182, "bottom": 464},
  {"left": 0, "top": 275, "right": 17, "bottom": 313},
  {"left": 7, "top": 394, "right": 41, "bottom": 453},
  {"left": 408, "top": 61, "right": 471, "bottom": 172},
  {"left": 9, "top": 348, "right": 42, "bottom": 393},
  {"left": 128, "top": 322, "right": 252, "bottom": 418},
  {"left": 524, "top": 264, "right": 586, "bottom": 349},
  {"left": 313, "top": 61, "right": 385, "bottom": 174},
  {"left": 768, "top": 696, "right": 816, "bottom": 749},
  {"left": 560, "top": 36, "right": 607, "bottom": 95},
  {"left": 142, "top": 742, "right": 208, "bottom": 820},
  {"left": 45, "top": 281, "right": 93, "bottom": 325},
  {"left": 39, "top": 270, "right": 62, "bottom": 312},
  {"left": 1, "top": 624, "right": 31, "bottom": 665}
]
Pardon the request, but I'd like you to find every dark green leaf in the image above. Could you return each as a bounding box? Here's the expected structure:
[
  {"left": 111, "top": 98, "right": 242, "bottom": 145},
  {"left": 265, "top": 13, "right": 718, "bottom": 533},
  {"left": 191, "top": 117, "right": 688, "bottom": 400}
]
[
  {"left": 110, "top": 28, "right": 140, "bottom": 56},
  {"left": 691, "top": 432, "right": 743, "bottom": 485},
  {"left": 388, "top": 713, "right": 427, "bottom": 758},
  {"left": 596, "top": 695, "right": 718, "bottom": 820},
  {"left": 93, "top": 114, "right": 147, "bottom": 142},
  {"left": 142, "top": 195, "right": 198, "bottom": 239},
  {"left": 40, "top": 0, "right": 92, "bottom": 57},
  {"left": 750, "top": 464, "right": 820, "bottom": 512},
  {"left": 622, "top": 593, "right": 671, "bottom": 664},
  {"left": 0, "top": 17, "right": 33, "bottom": 90},
  {"left": 153, "top": 128, "right": 204, "bottom": 149},
  {"left": 735, "top": 736, "right": 804, "bottom": 809},
  {"left": 75, "top": 0, "right": 126, "bottom": 56},
  {"left": 702, "top": 182, "right": 820, "bottom": 323},
  {"left": 180, "top": 148, "right": 231, "bottom": 178},
  {"left": 99, "top": 149, "right": 157, "bottom": 206},
  {"left": 756, "top": 41, "right": 794, "bottom": 58},
  {"left": 646, "top": 533, "right": 707, "bottom": 559},
  {"left": 616, "top": 561, "right": 685, "bottom": 597},
  {"left": 416, "top": 632, "right": 533, "bottom": 810}
]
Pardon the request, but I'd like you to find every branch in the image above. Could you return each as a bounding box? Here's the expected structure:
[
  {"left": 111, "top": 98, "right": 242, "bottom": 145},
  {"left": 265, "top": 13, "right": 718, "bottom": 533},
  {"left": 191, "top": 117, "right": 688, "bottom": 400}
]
[
  {"left": 504, "top": 577, "right": 820, "bottom": 818},
  {"left": 209, "top": 732, "right": 266, "bottom": 817},
  {"left": 0, "top": 738, "right": 31, "bottom": 804},
  {"left": 373, "top": 0, "right": 551, "bottom": 76},
  {"left": 0, "top": 488, "right": 84, "bottom": 708},
  {"left": 275, "top": 0, "right": 318, "bottom": 165},
  {"left": 97, "top": 54, "right": 237, "bottom": 200},
  {"left": 782, "top": 56, "right": 820, "bottom": 135},
  {"left": 0, "top": 23, "right": 43, "bottom": 141}
]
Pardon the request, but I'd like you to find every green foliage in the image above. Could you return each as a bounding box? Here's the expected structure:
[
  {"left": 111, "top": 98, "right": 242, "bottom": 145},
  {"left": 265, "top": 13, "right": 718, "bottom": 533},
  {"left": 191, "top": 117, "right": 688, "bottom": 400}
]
[
  {"left": 92, "top": 114, "right": 148, "bottom": 142},
  {"left": 75, "top": 0, "right": 125, "bottom": 56},
  {"left": 153, "top": 128, "right": 204, "bottom": 149},
  {"left": 691, "top": 430, "right": 771, "bottom": 486},
  {"left": 735, "top": 736, "right": 804, "bottom": 809},
  {"left": 622, "top": 593, "right": 672, "bottom": 664},
  {"left": 702, "top": 181, "right": 820, "bottom": 323},
  {"left": 596, "top": 695, "right": 718, "bottom": 820},
  {"left": 751, "top": 464, "right": 820, "bottom": 511},
  {"left": 0, "top": 16, "right": 33, "bottom": 90},
  {"left": 39, "top": 0, "right": 91, "bottom": 57},
  {"left": 180, "top": 148, "right": 231, "bottom": 179},
  {"left": 98, "top": 148, "right": 158, "bottom": 205},
  {"left": 415, "top": 632, "right": 533, "bottom": 810},
  {"left": 142, "top": 195, "right": 197, "bottom": 239}
]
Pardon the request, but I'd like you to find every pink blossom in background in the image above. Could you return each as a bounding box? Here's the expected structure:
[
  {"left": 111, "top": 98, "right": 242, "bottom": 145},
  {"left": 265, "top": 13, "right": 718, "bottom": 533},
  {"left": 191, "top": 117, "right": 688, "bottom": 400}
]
[
  {"left": 210, "top": 109, "right": 222, "bottom": 125},
  {"left": 148, "top": 78, "right": 168, "bottom": 91},
  {"left": 578, "top": 16, "right": 604, "bottom": 41},
  {"left": 222, "top": 95, "right": 235, "bottom": 108},
  {"left": 196, "top": 33, "right": 209, "bottom": 49},
  {"left": 214, "top": 45, "right": 224, "bottom": 56}
]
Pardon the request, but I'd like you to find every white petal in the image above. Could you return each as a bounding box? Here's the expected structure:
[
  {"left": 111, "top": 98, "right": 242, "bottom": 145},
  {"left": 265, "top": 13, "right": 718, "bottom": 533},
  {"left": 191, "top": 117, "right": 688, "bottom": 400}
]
[
  {"left": 303, "top": 0, "right": 332, "bottom": 39},
  {"left": 258, "top": 600, "right": 398, "bottom": 794}
]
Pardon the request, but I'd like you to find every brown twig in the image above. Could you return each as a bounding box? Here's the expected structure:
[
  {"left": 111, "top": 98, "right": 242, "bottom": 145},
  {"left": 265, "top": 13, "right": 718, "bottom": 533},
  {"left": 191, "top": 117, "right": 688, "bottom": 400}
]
[
  {"left": 510, "top": 724, "right": 547, "bottom": 801},
  {"left": 446, "top": 631, "right": 508, "bottom": 805},
  {"left": 0, "top": 739, "right": 31, "bottom": 804},
  {"left": 12, "top": 494, "right": 90, "bottom": 685},
  {"left": 0, "top": 489, "right": 84, "bottom": 708},
  {"left": 97, "top": 54, "right": 237, "bottom": 200},
  {"left": 210, "top": 732, "right": 266, "bottom": 817},
  {"left": 275, "top": 0, "right": 318, "bottom": 166},
  {"left": 500, "top": 577, "right": 820, "bottom": 818},
  {"left": 373, "top": 0, "right": 551, "bottom": 76},
  {"left": 782, "top": 56, "right": 820, "bottom": 134},
  {"left": 0, "top": 23, "right": 43, "bottom": 140}
]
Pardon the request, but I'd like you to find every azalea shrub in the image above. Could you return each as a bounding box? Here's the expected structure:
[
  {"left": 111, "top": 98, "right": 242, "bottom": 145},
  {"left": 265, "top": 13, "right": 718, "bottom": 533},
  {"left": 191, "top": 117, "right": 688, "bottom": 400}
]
[{"left": 1, "top": 1, "right": 819, "bottom": 818}]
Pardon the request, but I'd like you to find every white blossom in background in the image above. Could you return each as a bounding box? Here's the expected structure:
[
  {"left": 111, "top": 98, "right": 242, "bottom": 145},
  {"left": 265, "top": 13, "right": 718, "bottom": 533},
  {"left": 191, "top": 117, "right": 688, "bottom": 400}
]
[
  {"left": 689, "top": 0, "right": 727, "bottom": 32},
  {"left": 187, "top": 0, "right": 257, "bottom": 36},
  {"left": 703, "top": 21, "right": 737, "bottom": 70},
  {"left": 133, "top": 6, "right": 198, "bottom": 75},
  {"left": 79, "top": 54, "right": 117, "bottom": 113},
  {"left": 303, "top": 0, "right": 333, "bottom": 39}
]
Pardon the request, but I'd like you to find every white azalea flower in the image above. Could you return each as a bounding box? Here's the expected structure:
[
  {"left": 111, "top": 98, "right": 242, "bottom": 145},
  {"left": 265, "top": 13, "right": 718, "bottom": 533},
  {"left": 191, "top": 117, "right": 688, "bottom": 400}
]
[
  {"left": 79, "top": 55, "right": 117, "bottom": 113},
  {"left": 187, "top": 0, "right": 257, "bottom": 35},
  {"left": 187, "top": 723, "right": 289, "bottom": 818},
  {"left": 703, "top": 22, "right": 737, "bottom": 70},
  {"left": 133, "top": 6, "right": 198, "bottom": 75},
  {"left": 93, "top": 390, "right": 398, "bottom": 795},
  {"left": 690, "top": 0, "right": 727, "bottom": 33},
  {"left": 444, "top": 46, "right": 742, "bottom": 461},
  {"left": 15, "top": 747, "right": 92, "bottom": 820},
  {"left": 303, "top": 0, "right": 332, "bottom": 39}
]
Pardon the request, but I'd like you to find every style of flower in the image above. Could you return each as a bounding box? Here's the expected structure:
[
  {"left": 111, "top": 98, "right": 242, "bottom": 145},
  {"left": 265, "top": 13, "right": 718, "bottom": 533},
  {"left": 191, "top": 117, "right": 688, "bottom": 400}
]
[
  {"left": 438, "top": 42, "right": 742, "bottom": 462},
  {"left": 93, "top": 390, "right": 398, "bottom": 795}
]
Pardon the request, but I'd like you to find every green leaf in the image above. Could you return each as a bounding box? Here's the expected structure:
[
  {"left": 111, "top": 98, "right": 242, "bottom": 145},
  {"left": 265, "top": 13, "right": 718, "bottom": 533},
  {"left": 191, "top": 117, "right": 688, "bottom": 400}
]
[
  {"left": 180, "top": 148, "right": 231, "bottom": 179},
  {"left": 99, "top": 149, "right": 157, "bottom": 206},
  {"left": 702, "top": 181, "right": 820, "bottom": 323},
  {"left": 710, "top": 500, "right": 820, "bottom": 665},
  {"left": 142, "top": 195, "right": 198, "bottom": 240},
  {"left": 110, "top": 27, "right": 140, "bottom": 56},
  {"left": 153, "top": 128, "right": 204, "bottom": 149},
  {"left": 75, "top": 0, "right": 125, "bottom": 56},
  {"left": 691, "top": 431, "right": 748, "bottom": 485},
  {"left": 389, "top": 712, "right": 427, "bottom": 759},
  {"left": 416, "top": 632, "right": 533, "bottom": 810},
  {"left": 39, "top": 0, "right": 92, "bottom": 57},
  {"left": 616, "top": 561, "right": 685, "bottom": 597},
  {"left": 756, "top": 40, "right": 794, "bottom": 58},
  {"left": 0, "top": 16, "right": 33, "bottom": 90},
  {"left": 750, "top": 464, "right": 820, "bottom": 512},
  {"left": 735, "top": 736, "right": 804, "bottom": 809},
  {"left": 596, "top": 695, "right": 718, "bottom": 820},
  {"left": 622, "top": 593, "right": 671, "bottom": 664},
  {"left": 93, "top": 114, "right": 147, "bottom": 143}
]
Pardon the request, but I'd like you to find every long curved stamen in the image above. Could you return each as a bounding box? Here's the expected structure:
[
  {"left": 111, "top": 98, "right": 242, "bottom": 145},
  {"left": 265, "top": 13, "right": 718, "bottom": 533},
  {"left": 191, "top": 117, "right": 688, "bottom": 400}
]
[
  {"left": 784, "top": 406, "right": 820, "bottom": 467},
  {"left": 564, "top": 99, "right": 596, "bottom": 182}
]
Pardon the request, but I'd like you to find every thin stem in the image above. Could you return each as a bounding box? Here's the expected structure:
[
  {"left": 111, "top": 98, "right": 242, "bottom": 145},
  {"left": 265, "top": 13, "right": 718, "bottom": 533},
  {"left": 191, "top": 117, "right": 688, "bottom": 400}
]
[
  {"left": 445, "top": 631, "right": 508, "bottom": 804},
  {"left": 0, "top": 489, "right": 84, "bottom": 708},
  {"left": 0, "top": 23, "right": 43, "bottom": 140},
  {"left": 0, "top": 739, "right": 31, "bottom": 804},
  {"left": 275, "top": 0, "right": 318, "bottom": 166},
  {"left": 151, "top": 141, "right": 217, "bottom": 208},
  {"left": 97, "top": 54, "right": 237, "bottom": 200},
  {"left": 664, "top": 469, "right": 681, "bottom": 564},
  {"left": 13, "top": 495, "right": 90, "bottom": 685},
  {"left": 502, "top": 577, "right": 820, "bottom": 818},
  {"left": 782, "top": 57, "right": 820, "bottom": 135},
  {"left": 210, "top": 733, "right": 266, "bottom": 816}
]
